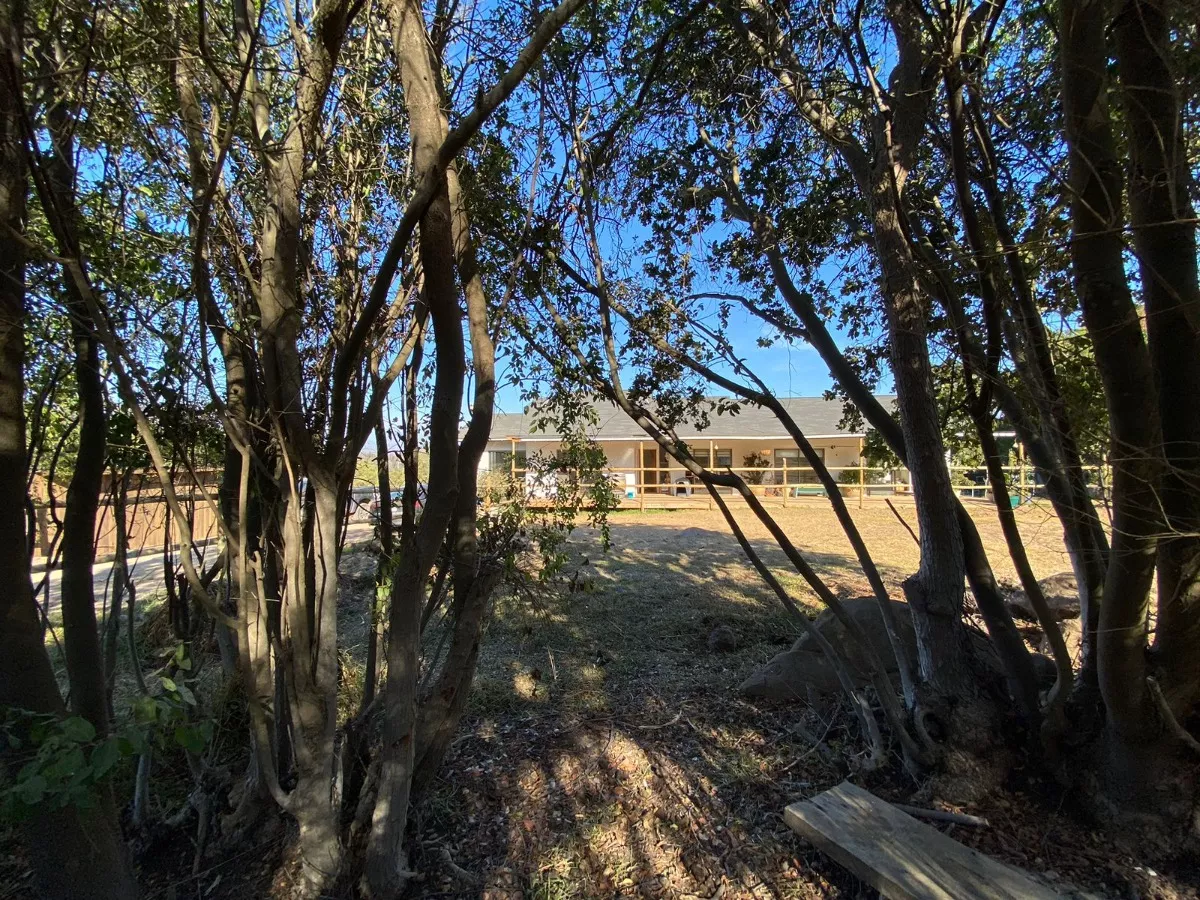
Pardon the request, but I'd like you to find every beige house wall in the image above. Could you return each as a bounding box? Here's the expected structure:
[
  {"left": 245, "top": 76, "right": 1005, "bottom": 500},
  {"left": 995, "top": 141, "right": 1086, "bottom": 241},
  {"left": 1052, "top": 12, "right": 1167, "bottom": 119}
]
[{"left": 480, "top": 436, "right": 867, "bottom": 483}]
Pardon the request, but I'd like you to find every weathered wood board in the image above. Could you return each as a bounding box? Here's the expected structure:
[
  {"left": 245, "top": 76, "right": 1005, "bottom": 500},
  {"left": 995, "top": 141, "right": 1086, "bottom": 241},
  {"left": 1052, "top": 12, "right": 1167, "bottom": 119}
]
[{"left": 783, "top": 781, "right": 1062, "bottom": 900}]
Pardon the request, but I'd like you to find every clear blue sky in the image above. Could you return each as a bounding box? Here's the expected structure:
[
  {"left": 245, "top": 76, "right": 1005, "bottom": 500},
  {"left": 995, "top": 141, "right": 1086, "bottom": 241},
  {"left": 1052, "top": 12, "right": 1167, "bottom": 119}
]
[{"left": 490, "top": 299, "right": 867, "bottom": 416}]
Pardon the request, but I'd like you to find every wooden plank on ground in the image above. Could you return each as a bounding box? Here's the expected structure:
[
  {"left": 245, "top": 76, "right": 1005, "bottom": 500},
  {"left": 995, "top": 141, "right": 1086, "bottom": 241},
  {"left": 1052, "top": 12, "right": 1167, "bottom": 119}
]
[{"left": 783, "top": 781, "right": 1062, "bottom": 900}]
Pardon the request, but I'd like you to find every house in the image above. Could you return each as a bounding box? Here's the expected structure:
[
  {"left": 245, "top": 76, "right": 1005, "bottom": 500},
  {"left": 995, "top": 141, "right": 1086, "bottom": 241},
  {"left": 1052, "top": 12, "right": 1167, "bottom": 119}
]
[{"left": 481, "top": 396, "right": 900, "bottom": 502}]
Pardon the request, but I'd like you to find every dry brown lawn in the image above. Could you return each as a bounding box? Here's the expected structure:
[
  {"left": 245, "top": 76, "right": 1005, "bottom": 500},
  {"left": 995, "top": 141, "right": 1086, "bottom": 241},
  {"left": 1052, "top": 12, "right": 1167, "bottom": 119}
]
[
  {"left": 592, "top": 497, "right": 1079, "bottom": 597},
  {"left": 406, "top": 499, "right": 1194, "bottom": 900}
]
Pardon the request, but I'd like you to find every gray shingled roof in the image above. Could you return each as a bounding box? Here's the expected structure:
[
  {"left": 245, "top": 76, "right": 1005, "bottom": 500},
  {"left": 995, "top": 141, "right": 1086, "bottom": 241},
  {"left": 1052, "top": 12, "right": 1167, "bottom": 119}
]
[{"left": 489, "top": 396, "right": 895, "bottom": 441}]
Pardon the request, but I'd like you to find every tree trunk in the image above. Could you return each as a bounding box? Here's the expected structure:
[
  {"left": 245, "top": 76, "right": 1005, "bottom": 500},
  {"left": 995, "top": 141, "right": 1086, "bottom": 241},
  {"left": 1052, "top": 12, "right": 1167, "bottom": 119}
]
[
  {"left": 410, "top": 126, "right": 500, "bottom": 788},
  {"left": 870, "top": 188, "right": 973, "bottom": 697},
  {"left": 286, "top": 473, "right": 343, "bottom": 890},
  {"left": 0, "top": 11, "right": 136, "bottom": 892},
  {"left": 366, "top": 5, "right": 467, "bottom": 891},
  {"left": 1061, "top": 0, "right": 1163, "bottom": 752},
  {"left": 103, "top": 469, "right": 131, "bottom": 719},
  {"left": 967, "top": 95, "right": 1111, "bottom": 685},
  {"left": 45, "top": 98, "right": 110, "bottom": 738},
  {"left": 363, "top": 400, "right": 393, "bottom": 709},
  {"left": 763, "top": 243, "right": 1033, "bottom": 714},
  {"left": 1111, "top": 0, "right": 1200, "bottom": 715}
]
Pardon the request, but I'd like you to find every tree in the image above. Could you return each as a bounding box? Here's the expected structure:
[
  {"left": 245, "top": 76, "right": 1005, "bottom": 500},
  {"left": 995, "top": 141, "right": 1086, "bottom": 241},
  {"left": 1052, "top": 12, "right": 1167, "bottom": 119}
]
[
  {"left": 0, "top": 2, "right": 137, "bottom": 895},
  {"left": 4, "top": 0, "right": 587, "bottom": 894}
]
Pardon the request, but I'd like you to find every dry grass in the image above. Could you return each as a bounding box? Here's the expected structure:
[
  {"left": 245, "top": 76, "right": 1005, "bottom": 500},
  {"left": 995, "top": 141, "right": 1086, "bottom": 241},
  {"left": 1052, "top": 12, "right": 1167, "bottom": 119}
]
[{"left": 412, "top": 499, "right": 1196, "bottom": 900}]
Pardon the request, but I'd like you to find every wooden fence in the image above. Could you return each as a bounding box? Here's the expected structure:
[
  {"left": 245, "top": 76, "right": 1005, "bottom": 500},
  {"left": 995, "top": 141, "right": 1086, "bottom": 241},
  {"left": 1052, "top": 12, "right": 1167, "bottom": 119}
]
[
  {"left": 32, "top": 475, "right": 222, "bottom": 562},
  {"left": 494, "top": 462, "right": 1110, "bottom": 510}
]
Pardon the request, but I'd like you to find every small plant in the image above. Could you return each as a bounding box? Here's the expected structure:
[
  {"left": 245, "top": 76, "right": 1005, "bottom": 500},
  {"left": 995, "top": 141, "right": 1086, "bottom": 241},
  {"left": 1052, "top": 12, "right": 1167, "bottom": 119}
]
[
  {"left": 742, "top": 451, "right": 770, "bottom": 484},
  {"left": 1, "top": 642, "right": 213, "bottom": 819},
  {"left": 0, "top": 713, "right": 131, "bottom": 816}
]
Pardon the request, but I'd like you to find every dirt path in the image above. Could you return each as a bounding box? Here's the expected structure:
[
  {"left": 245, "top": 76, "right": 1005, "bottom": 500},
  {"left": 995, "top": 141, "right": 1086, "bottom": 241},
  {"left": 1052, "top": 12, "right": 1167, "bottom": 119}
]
[{"left": 36, "top": 522, "right": 376, "bottom": 621}]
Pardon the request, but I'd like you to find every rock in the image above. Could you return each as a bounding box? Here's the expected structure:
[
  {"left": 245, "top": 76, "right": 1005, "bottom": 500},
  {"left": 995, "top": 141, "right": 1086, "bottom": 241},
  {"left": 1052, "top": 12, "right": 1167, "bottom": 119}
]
[
  {"left": 707, "top": 625, "right": 738, "bottom": 653},
  {"left": 1039, "top": 616, "right": 1083, "bottom": 661},
  {"left": 1004, "top": 572, "right": 1081, "bottom": 622},
  {"left": 740, "top": 598, "right": 916, "bottom": 701}
]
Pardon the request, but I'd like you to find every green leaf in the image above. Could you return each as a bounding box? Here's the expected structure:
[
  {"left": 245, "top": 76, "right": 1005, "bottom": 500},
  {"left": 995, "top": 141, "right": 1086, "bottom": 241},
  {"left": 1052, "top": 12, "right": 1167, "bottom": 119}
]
[
  {"left": 15, "top": 774, "right": 47, "bottom": 805},
  {"left": 176, "top": 684, "right": 196, "bottom": 706},
  {"left": 133, "top": 696, "right": 158, "bottom": 724},
  {"left": 90, "top": 739, "right": 122, "bottom": 778},
  {"left": 47, "top": 747, "right": 87, "bottom": 781},
  {"left": 160, "top": 677, "right": 177, "bottom": 693},
  {"left": 174, "top": 725, "right": 207, "bottom": 754},
  {"left": 60, "top": 717, "right": 95, "bottom": 743}
]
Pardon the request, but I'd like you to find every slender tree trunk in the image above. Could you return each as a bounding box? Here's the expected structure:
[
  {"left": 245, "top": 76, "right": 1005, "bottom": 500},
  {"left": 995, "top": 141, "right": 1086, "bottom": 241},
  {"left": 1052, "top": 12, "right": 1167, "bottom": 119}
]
[
  {"left": 1061, "top": 0, "right": 1163, "bottom": 750},
  {"left": 940, "top": 67, "right": 1064, "bottom": 727},
  {"left": 1111, "top": 0, "right": 1200, "bottom": 715},
  {"left": 366, "top": 6, "right": 467, "bottom": 890},
  {"left": 763, "top": 245, "right": 1031, "bottom": 708},
  {"left": 44, "top": 99, "right": 110, "bottom": 737},
  {"left": 103, "top": 469, "right": 130, "bottom": 719},
  {"left": 966, "top": 96, "right": 1111, "bottom": 683},
  {"left": 364, "top": 400, "right": 393, "bottom": 709},
  {"left": 411, "top": 131, "right": 500, "bottom": 789},
  {"left": 286, "top": 473, "right": 343, "bottom": 890},
  {"left": 251, "top": 24, "right": 348, "bottom": 884},
  {"left": 0, "top": 11, "right": 135, "bottom": 893}
]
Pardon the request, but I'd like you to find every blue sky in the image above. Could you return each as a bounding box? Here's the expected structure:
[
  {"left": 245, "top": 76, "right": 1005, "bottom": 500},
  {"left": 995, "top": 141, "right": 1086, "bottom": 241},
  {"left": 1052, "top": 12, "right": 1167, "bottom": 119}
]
[{"left": 491, "top": 302, "right": 854, "bottom": 414}]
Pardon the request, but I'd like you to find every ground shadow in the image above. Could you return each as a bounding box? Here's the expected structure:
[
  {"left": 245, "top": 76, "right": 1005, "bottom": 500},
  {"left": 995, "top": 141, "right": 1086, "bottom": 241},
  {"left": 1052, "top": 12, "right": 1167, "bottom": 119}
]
[{"left": 405, "top": 510, "right": 1177, "bottom": 900}]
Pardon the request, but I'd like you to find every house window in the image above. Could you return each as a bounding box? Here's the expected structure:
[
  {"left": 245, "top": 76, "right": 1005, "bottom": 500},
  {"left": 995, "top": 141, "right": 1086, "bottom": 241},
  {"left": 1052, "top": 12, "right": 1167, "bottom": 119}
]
[
  {"left": 693, "top": 448, "right": 733, "bottom": 469},
  {"left": 489, "top": 450, "right": 527, "bottom": 473},
  {"left": 773, "top": 447, "right": 823, "bottom": 484}
]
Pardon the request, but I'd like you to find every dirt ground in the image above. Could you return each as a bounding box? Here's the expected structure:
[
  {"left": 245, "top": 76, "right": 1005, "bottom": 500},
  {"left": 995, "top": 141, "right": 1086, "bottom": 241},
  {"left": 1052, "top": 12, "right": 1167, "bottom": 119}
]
[
  {"left": 7, "top": 501, "right": 1196, "bottom": 900},
  {"left": 405, "top": 501, "right": 1197, "bottom": 900}
]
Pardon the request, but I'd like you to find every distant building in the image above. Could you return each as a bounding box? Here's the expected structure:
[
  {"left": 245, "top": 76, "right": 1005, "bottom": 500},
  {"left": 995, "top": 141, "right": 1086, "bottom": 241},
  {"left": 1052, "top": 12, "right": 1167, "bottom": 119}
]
[{"left": 481, "top": 396, "right": 896, "bottom": 500}]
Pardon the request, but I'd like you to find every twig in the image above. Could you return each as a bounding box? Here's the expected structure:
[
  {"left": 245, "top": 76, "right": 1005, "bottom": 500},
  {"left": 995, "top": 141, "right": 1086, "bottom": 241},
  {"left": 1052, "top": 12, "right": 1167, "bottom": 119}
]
[
  {"left": 635, "top": 711, "right": 683, "bottom": 730},
  {"left": 434, "top": 845, "right": 478, "bottom": 886},
  {"left": 893, "top": 803, "right": 990, "bottom": 827},
  {"left": 780, "top": 714, "right": 838, "bottom": 770},
  {"left": 885, "top": 499, "right": 920, "bottom": 546}
]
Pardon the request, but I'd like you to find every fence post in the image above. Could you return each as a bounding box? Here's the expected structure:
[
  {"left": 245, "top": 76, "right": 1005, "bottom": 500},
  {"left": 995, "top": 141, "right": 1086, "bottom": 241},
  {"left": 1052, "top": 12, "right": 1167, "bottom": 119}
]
[{"left": 36, "top": 504, "right": 50, "bottom": 557}]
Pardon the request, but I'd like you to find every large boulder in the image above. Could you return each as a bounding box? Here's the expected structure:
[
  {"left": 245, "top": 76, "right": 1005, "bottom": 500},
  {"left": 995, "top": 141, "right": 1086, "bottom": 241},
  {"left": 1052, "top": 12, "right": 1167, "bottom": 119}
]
[
  {"left": 740, "top": 598, "right": 916, "bottom": 702},
  {"left": 1004, "top": 572, "right": 1081, "bottom": 622}
]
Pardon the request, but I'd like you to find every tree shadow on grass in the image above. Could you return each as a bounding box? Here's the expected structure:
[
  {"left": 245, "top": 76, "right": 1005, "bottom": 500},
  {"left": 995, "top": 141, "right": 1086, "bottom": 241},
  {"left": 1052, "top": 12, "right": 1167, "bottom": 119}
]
[
  {"left": 411, "top": 519, "right": 886, "bottom": 898},
  {"left": 414, "top": 516, "right": 1183, "bottom": 900}
]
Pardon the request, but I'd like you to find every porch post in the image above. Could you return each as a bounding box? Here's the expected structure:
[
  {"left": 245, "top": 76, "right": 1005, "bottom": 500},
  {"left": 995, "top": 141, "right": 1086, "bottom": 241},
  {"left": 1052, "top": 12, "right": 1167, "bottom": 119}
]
[
  {"left": 858, "top": 437, "right": 865, "bottom": 509},
  {"left": 782, "top": 457, "right": 789, "bottom": 508},
  {"left": 637, "top": 440, "right": 645, "bottom": 510},
  {"left": 510, "top": 436, "right": 517, "bottom": 481}
]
